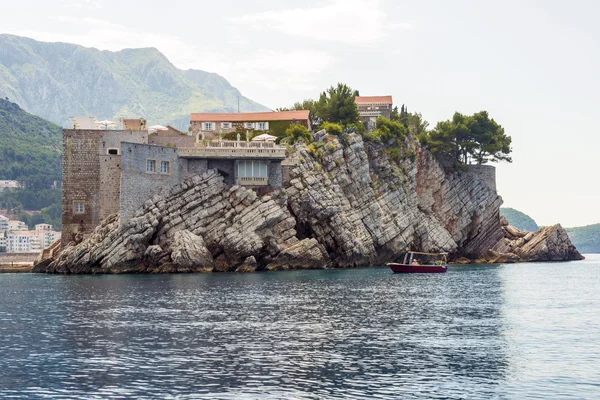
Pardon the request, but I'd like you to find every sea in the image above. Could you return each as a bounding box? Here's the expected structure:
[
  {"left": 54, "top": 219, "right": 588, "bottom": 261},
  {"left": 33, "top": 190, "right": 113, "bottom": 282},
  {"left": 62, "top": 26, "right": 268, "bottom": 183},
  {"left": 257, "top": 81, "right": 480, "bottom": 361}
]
[{"left": 0, "top": 255, "right": 599, "bottom": 399}]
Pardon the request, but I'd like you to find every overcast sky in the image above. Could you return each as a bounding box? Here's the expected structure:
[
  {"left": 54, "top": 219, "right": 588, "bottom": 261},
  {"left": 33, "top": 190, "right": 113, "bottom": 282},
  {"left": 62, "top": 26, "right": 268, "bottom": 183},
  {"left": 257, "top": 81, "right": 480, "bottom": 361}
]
[{"left": 2, "top": 0, "right": 599, "bottom": 227}]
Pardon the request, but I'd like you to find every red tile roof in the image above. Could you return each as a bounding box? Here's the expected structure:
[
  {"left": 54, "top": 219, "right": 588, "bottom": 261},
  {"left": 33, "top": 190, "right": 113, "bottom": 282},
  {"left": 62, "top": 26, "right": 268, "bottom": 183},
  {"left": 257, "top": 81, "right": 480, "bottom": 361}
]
[
  {"left": 190, "top": 110, "right": 310, "bottom": 123},
  {"left": 355, "top": 96, "right": 393, "bottom": 104}
]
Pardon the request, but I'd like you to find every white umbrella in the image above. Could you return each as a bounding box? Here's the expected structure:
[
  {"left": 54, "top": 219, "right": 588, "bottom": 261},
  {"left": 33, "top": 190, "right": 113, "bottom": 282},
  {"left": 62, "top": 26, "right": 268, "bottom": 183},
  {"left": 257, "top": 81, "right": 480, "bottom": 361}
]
[
  {"left": 252, "top": 133, "right": 278, "bottom": 142},
  {"left": 148, "top": 125, "right": 168, "bottom": 133},
  {"left": 95, "top": 120, "right": 116, "bottom": 129}
]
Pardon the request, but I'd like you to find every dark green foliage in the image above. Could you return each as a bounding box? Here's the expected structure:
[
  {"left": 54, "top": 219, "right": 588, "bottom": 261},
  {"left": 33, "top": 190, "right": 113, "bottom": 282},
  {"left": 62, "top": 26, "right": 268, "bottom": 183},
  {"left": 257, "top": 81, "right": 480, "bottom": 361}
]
[
  {"left": 315, "top": 83, "right": 360, "bottom": 126},
  {"left": 375, "top": 116, "right": 407, "bottom": 144},
  {"left": 284, "top": 123, "right": 312, "bottom": 144},
  {"left": 419, "top": 111, "right": 511, "bottom": 165},
  {"left": 0, "top": 99, "right": 62, "bottom": 190},
  {"left": 321, "top": 122, "right": 343, "bottom": 136},
  {"left": 278, "top": 99, "right": 319, "bottom": 130},
  {"left": 500, "top": 208, "right": 539, "bottom": 232},
  {"left": 566, "top": 224, "right": 600, "bottom": 254}
]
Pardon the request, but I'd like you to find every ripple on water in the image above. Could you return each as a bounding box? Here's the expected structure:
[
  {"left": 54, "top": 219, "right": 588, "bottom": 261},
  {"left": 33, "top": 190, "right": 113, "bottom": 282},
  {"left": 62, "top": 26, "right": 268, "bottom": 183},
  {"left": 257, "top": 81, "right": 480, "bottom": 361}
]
[{"left": 0, "top": 258, "right": 599, "bottom": 399}]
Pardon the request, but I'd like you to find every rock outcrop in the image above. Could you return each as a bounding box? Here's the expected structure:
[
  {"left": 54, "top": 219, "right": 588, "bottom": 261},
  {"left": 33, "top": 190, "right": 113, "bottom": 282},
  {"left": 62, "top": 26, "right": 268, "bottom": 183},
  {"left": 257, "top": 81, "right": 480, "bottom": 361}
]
[{"left": 34, "top": 133, "right": 583, "bottom": 274}]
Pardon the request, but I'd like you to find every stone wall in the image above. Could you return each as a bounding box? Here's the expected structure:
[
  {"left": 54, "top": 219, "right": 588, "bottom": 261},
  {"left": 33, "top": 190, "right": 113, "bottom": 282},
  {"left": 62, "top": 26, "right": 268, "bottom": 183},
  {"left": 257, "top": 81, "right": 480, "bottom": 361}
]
[
  {"left": 268, "top": 161, "right": 283, "bottom": 187},
  {"left": 120, "top": 143, "right": 181, "bottom": 224},
  {"left": 99, "top": 155, "right": 122, "bottom": 221},
  {"left": 149, "top": 135, "right": 195, "bottom": 148},
  {"left": 62, "top": 129, "right": 103, "bottom": 246},
  {"left": 207, "top": 159, "right": 235, "bottom": 185},
  {"left": 100, "top": 130, "right": 147, "bottom": 155},
  {"left": 466, "top": 165, "right": 497, "bottom": 192},
  {"left": 0, "top": 252, "right": 39, "bottom": 266},
  {"left": 180, "top": 159, "right": 209, "bottom": 180}
]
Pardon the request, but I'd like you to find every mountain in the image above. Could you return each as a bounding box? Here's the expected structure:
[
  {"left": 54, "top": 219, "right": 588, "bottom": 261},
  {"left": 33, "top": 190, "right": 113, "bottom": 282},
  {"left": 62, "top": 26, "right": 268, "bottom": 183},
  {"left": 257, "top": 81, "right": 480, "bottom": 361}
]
[
  {"left": 0, "top": 34, "right": 270, "bottom": 129},
  {"left": 565, "top": 224, "right": 600, "bottom": 254},
  {"left": 500, "top": 207, "right": 539, "bottom": 232},
  {"left": 0, "top": 97, "right": 61, "bottom": 189}
]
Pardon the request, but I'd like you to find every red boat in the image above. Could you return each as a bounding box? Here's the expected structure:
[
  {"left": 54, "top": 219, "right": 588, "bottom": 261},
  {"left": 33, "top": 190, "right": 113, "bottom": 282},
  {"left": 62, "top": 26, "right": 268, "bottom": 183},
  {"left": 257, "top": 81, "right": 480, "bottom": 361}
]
[{"left": 388, "top": 251, "right": 448, "bottom": 273}]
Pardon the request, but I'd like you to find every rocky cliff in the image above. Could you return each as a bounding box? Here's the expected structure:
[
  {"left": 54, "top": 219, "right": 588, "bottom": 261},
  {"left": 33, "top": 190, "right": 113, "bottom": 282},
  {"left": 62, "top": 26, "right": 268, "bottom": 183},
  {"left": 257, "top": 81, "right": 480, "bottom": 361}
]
[{"left": 34, "top": 133, "right": 582, "bottom": 274}]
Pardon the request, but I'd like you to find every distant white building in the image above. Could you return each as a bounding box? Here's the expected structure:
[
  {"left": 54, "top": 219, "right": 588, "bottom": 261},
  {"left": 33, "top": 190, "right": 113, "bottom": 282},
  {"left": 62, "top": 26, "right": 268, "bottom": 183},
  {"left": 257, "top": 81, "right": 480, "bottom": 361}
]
[
  {"left": 0, "top": 180, "right": 20, "bottom": 192},
  {"left": 7, "top": 232, "right": 32, "bottom": 253},
  {"left": 9, "top": 220, "right": 28, "bottom": 232},
  {"left": 35, "top": 224, "right": 53, "bottom": 231},
  {"left": 0, "top": 215, "right": 9, "bottom": 233}
]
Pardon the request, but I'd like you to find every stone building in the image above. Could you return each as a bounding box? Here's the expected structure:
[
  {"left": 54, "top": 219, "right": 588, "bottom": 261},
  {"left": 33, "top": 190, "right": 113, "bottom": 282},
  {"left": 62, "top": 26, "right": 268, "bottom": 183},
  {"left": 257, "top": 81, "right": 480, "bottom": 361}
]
[
  {"left": 355, "top": 96, "right": 393, "bottom": 130},
  {"left": 61, "top": 114, "right": 289, "bottom": 245},
  {"left": 190, "top": 110, "right": 310, "bottom": 140}
]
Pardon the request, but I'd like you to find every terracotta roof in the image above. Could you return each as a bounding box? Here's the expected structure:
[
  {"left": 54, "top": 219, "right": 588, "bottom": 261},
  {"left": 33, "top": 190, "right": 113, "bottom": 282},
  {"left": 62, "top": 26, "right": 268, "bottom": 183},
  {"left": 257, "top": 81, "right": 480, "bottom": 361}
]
[
  {"left": 355, "top": 96, "right": 393, "bottom": 104},
  {"left": 190, "top": 110, "right": 310, "bottom": 123}
]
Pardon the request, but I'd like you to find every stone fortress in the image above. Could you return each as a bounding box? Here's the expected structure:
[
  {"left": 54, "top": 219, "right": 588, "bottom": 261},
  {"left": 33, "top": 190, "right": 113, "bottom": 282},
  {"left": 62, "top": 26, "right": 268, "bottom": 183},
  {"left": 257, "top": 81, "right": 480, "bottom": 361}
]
[{"left": 62, "top": 112, "right": 309, "bottom": 246}]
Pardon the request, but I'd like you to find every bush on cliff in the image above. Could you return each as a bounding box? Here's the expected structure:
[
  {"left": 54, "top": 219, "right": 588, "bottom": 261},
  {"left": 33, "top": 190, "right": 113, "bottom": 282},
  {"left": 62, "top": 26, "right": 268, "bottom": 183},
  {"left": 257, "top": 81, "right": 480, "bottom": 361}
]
[
  {"left": 418, "top": 111, "right": 512, "bottom": 165},
  {"left": 321, "top": 122, "right": 343, "bottom": 136},
  {"left": 284, "top": 123, "right": 312, "bottom": 144},
  {"left": 315, "top": 83, "right": 360, "bottom": 126}
]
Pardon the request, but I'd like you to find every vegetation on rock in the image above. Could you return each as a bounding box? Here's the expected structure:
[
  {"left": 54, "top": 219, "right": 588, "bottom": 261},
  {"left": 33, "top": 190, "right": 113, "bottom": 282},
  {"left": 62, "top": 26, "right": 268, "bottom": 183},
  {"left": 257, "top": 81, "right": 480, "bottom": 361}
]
[{"left": 418, "top": 111, "right": 512, "bottom": 165}]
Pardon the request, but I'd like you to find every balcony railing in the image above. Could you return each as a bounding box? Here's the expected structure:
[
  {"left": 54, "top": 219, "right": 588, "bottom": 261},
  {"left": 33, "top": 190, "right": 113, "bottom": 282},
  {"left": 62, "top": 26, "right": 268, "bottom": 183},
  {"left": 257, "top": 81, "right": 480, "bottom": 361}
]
[
  {"left": 179, "top": 140, "right": 286, "bottom": 159},
  {"left": 236, "top": 177, "right": 269, "bottom": 186}
]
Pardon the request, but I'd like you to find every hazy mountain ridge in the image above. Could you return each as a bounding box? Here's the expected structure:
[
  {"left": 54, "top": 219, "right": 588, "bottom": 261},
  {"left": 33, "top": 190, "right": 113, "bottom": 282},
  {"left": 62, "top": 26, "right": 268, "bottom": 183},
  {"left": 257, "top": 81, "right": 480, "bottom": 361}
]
[{"left": 0, "top": 34, "right": 269, "bottom": 128}]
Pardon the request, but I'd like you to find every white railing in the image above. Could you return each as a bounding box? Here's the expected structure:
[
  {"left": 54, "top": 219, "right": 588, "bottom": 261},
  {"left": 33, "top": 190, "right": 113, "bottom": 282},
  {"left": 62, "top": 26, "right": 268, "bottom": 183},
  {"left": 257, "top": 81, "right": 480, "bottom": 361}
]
[
  {"left": 236, "top": 177, "right": 269, "bottom": 186},
  {"left": 180, "top": 140, "right": 286, "bottom": 159}
]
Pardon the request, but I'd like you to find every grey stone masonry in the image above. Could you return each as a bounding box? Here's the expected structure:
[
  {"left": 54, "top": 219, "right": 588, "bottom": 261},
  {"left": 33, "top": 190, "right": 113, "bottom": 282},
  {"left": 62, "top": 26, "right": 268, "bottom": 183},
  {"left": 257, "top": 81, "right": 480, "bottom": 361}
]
[
  {"left": 120, "top": 142, "right": 181, "bottom": 225},
  {"left": 466, "top": 165, "right": 497, "bottom": 192},
  {"left": 268, "top": 161, "right": 283, "bottom": 187}
]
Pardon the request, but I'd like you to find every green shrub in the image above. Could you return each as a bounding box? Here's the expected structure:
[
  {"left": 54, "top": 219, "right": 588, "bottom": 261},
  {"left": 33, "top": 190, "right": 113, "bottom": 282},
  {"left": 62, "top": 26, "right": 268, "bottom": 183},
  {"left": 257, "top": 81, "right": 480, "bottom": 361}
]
[
  {"left": 284, "top": 123, "right": 312, "bottom": 144},
  {"left": 321, "top": 122, "right": 343, "bottom": 136}
]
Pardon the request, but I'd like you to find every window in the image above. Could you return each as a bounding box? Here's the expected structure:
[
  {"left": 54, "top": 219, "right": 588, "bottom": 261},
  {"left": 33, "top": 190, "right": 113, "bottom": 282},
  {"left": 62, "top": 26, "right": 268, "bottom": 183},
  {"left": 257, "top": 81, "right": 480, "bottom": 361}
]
[
  {"left": 237, "top": 160, "right": 268, "bottom": 178},
  {"left": 257, "top": 122, "right": 267, "bottom": 130},
  {"left": 146, "top": 159, "right": 156, "bottom": 173},
  {"left": 71, "top": 224, "right": 79, "bottom": 233},
  {"left": 222, "top": 122, "right": 231, "bottom": 129},
  {"left": 245, "top": 123, "right": 254, "bottom": 129},
  {"left": 107, "top": 148, "right": 119, "bottom": 155},
  {"left": 73, "top": 201, "right": 85, "bottom": 214},
  {"left": 203, "top": 122, "right": 214, "bottom": 130},
  {"left": 160, "top": 161, "right": 170, "bottom": 174}
]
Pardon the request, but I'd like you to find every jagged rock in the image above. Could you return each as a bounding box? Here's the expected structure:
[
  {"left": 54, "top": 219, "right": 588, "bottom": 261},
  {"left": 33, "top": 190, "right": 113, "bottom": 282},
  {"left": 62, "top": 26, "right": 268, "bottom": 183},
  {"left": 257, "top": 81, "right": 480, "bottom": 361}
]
[
  {"left": 170, "top": 230, "right": 214, "bottom": 272},
  {"left": 235, "top": 256, "right": 258, "bottom": 273},
  {"left": 35, "top": 134, "right": 584, "bottom": 274}
]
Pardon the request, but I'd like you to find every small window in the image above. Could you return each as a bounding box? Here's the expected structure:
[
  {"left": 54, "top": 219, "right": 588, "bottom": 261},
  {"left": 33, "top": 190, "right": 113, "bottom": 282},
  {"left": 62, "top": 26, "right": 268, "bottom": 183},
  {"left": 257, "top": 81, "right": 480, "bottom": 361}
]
[
  {"left": 160, "top": 161, "right": 170, "bottom": 174},
  {"left": 107, "top": 148, "right": 119, "bottom": 155},
  {"left": 203, "top": 122, "right": 214, "bottom": 131},
  {"left": 245, "top": 123, "right": 254, "bottom": 129},
  {"left": 73, "top": 201, "right": 85, "bottom": 214},
  {"left": 71, "top": 224, "right": 79, "bottom": 233},
  {"left": 222, "top": 122, "right": 231, "bottom": 129},
  {"left": 257, "top": 122, "right": 267, "bottom": 130},
  {"left": 146, "top": 159, "right": 156, "bottom": 173}
]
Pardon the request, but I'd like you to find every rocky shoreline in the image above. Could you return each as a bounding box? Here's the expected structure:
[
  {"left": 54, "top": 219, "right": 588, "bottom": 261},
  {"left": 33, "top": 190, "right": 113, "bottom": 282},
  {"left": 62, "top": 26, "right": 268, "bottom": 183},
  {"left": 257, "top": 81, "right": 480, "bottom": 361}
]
[{"left": 34, "top": 133, "right": 583, "bottom": 274}]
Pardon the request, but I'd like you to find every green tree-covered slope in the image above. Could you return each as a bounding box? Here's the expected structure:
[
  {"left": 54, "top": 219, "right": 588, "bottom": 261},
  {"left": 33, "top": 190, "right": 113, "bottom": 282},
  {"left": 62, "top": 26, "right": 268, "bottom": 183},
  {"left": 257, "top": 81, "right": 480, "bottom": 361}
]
[
  {"left": 565, "top": 224, "right": 600, "bottom": 254},
  {"left": 0, "top": 34, "right": 269, "bottom": 129},
  {"left": 500, "top": 207, "right": 539, "bottom": 232},
  {"left": 0, "top": 98, "right": 61, "bottom": 189},
  {"left": 0, "top": 98, "right": 62, "bottom": 228}
]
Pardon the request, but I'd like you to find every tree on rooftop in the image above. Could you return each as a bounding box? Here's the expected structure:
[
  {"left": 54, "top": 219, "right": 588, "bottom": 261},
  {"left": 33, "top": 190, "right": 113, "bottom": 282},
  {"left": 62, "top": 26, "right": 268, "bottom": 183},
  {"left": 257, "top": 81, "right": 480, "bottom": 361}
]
[{"left": 315, "top": 83, "right": 360, "bottom": 126}]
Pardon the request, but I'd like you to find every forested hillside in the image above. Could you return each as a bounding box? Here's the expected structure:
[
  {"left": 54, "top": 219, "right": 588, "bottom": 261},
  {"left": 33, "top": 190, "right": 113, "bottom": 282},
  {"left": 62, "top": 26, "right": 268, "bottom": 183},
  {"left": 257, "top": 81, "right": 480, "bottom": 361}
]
[
  {"left": 500, "top": 207, "right": 539, "bottom": 232},
  {"left": 565, "top": 224, "right": 600, "bottom": 254},
  {"left": 0, "top": 98, "right": 62, "bottom": 229},
  {"left": 0, "top": 34, "right": 269, "bottom": 128}
]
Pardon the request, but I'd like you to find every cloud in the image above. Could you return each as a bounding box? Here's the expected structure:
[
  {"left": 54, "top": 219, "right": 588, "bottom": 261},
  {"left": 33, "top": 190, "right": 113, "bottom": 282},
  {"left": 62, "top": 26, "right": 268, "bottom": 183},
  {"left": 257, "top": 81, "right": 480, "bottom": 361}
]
[{"left": 229, "top": 0, "right": 411, "bottom": 45}]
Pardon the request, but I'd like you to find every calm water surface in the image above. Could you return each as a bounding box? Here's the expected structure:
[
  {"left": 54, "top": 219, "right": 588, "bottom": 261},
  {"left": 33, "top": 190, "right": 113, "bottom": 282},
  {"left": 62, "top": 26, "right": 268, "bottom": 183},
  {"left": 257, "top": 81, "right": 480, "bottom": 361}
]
[{"left": 1, "top": 256, "right": 599, "bottom": 399}]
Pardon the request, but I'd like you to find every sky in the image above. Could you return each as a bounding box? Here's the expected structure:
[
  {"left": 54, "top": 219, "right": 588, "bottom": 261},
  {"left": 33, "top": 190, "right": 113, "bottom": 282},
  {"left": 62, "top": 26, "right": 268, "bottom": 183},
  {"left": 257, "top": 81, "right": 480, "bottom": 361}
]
[{"left": 1, "top": 0, "right": 599, "bottom": 227}]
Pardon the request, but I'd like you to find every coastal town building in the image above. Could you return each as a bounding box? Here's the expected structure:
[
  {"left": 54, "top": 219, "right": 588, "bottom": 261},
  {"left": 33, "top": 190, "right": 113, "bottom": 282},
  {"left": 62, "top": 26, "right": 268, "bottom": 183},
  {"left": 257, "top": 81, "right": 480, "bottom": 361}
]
[
  {"left": 0, "top": 180, "right": 20, "bottom": 192},
  {"left": 9, "top": 220, "right": 28, "bottom": 231},
  {"left": 190, "top": 110, "right": 310, "bottom": 140},
  {"left": 0, "top": 215, "right": 9, "bottom": 233},
  {"left": 355, "top": 96, "right": 393, "bottom": 130},
  {"left": 61, "top": 111, "right": 299, "bottom": 245}
]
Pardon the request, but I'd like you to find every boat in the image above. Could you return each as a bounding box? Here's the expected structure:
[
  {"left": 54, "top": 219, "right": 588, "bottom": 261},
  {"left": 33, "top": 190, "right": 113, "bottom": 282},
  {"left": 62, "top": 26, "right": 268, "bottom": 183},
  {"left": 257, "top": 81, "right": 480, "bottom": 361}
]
[{"left": 388, "top": 251, "right": 448, "bottom": 273}]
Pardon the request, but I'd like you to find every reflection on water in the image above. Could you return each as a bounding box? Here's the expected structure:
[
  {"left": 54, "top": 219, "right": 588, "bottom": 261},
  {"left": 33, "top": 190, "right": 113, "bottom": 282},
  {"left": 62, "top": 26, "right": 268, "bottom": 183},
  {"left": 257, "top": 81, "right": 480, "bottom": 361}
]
[{"left": 0, "top": 257, "right": 599, "bottom": 399}]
